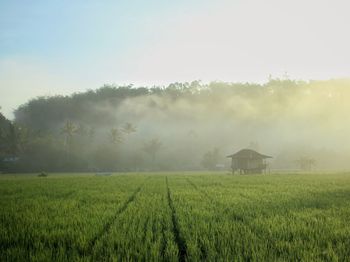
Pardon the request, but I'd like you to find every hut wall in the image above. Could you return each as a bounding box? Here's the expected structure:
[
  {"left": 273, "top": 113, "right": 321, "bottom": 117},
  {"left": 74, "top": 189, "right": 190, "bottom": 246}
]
[
  {"left": 247, "top": 159, "right": 263, "bottom": 169},
  {"left": 232, "top": 158, "right": 265, "bottom": 170}
]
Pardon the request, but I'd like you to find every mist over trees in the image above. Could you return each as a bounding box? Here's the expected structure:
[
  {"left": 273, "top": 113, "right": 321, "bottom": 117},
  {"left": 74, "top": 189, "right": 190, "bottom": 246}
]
[{"left": 1, "top": 78, "right": 350, "bottom": 172}]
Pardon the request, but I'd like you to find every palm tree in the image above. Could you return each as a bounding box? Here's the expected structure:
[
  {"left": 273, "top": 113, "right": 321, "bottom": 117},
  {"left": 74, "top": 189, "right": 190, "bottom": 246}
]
[
  {"left": 143, "top": 138, "right": 162, "bottom": 166},
  {"left": 61, "top": 120, "right": 77, "bottom": 152},
  {"left": 109, "top": 128, "right": 123, "bottom": 144},
  {"left": 122, "top": 122, "right": 137, "bottom": 135},
  {"left": 122, "top": 122, "right": 136, "bottom": 144}
]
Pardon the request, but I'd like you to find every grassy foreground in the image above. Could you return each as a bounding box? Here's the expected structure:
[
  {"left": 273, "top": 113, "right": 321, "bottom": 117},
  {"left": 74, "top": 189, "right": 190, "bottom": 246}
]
[{"left": 1, "top": 172, "right": 350, "bottom": 261}]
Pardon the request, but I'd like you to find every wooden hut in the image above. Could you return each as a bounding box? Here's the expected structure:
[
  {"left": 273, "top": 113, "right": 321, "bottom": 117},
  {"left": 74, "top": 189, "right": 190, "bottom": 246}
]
[{"left": 227, "top": 149, "right": 272, "bottom": 174}]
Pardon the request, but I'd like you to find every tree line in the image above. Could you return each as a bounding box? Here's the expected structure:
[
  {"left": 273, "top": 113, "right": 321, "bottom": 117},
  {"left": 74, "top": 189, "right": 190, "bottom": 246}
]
[{"left": 1, "top": 78, "right": 349, "bottom": 172}]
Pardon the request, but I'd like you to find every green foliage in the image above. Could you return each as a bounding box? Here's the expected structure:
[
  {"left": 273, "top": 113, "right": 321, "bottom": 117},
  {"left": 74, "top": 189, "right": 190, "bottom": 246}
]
[
  {"left": 1, "top": 172, "right": 350, "bottom": 261},
  {"left": 122, "top": 122, "right": 137, "bottom": 135},
  {"left": 143, "top": 138, "right": 162, "bottom": 167},
  {"left": 0, "top": 113, "right": 28, "bottom": 170}
]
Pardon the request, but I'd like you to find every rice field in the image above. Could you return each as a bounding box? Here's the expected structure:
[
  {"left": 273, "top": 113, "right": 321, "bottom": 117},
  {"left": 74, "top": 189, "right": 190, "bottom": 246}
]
[{"left": 1, "top": 172, "right": 350, "bottom": 261}]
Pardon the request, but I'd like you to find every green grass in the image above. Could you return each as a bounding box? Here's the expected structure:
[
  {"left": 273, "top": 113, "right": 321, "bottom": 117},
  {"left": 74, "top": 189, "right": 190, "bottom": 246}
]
[{"left": 1, "top": 172, "right": 350, "bottom": 261}]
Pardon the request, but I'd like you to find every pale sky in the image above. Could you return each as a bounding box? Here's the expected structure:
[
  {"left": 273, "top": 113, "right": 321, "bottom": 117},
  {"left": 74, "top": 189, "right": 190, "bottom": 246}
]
[{"left": 1, "top": 0, "right": 350, "bottom": 118}]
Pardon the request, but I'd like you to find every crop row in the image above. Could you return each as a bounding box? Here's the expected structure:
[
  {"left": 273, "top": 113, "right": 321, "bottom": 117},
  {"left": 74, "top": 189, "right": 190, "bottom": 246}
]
[
  {"left": 169, "top": 174, "right": 350, "bottom": 261},
  {"left": 1, "top": 173, "right": 350, "bottom": 261}
]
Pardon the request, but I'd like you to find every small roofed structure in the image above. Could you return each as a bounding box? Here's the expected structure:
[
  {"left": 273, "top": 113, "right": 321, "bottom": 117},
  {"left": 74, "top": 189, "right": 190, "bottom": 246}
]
[{"left": 227, "top": 149, "right": 272, "bottom": 174}]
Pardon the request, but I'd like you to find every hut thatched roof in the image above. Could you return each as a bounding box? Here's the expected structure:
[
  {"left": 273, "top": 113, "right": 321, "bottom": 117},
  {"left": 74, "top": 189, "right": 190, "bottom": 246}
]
[{"left": 227, "top": 149, "right": 272, "bottom": 159}]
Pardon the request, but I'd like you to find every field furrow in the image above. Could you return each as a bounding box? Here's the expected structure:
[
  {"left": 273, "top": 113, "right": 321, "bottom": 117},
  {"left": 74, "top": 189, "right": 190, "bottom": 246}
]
[
  {"left": 87, "top": 184, "right": 143, "bottom": 253},
  {"left": 1, "top": 173, "right": 350, "bottom": 261},
  {"left": 89, "top": 176, "right": 179, "bottom": 261},
  {"left": 0, "top": 174, "right": 146, "bottom": 261},
  {"left": 166, "top": 177, "right": 188, "bottom": 262}
]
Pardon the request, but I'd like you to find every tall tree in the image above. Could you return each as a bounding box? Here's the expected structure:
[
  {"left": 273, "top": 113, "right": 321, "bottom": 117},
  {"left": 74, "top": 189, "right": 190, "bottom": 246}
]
[
  {"left": 6, "top": 124, "right": 20, "bottom": 155},
  {"left": 61, "top": 120, "right": 77, "bottom": 153},
  {"left": 143, "top": 138, "right": 162, "bottom": 166},
  {"left": 122, "top": 122, "right": 136, "bottom": 144},
  {"left": 109, "top": 128, "right": 123, "bottom": 144},
  {"left": 122, "top": 122, "right": 137, "bottom": 136},
  {"left": 13, "top": 124, "right": 29, "bottom": 153}
]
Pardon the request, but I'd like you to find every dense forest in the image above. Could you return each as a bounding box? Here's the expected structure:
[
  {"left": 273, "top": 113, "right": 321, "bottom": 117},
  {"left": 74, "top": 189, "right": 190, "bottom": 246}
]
[{"left": 1, "top": 78, "right": 350, "bottom": 172}]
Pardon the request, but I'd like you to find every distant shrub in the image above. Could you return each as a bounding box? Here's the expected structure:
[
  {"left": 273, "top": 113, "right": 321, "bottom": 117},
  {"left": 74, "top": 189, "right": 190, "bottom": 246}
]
[{"left": 38, "top": 172, "right": 48, "bottom": 177}]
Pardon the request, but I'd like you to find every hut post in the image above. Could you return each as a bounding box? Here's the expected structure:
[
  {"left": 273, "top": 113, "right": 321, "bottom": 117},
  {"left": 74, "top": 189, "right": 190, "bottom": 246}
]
[{"left": 231, "top": 158, "right": 234, "bottom": 175}]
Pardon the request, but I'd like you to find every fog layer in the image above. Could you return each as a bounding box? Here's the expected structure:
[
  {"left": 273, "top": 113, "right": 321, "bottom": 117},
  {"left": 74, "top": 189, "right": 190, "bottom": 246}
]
[{"left": 6, "top": 78, "right": 350, "bottom": 172}]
